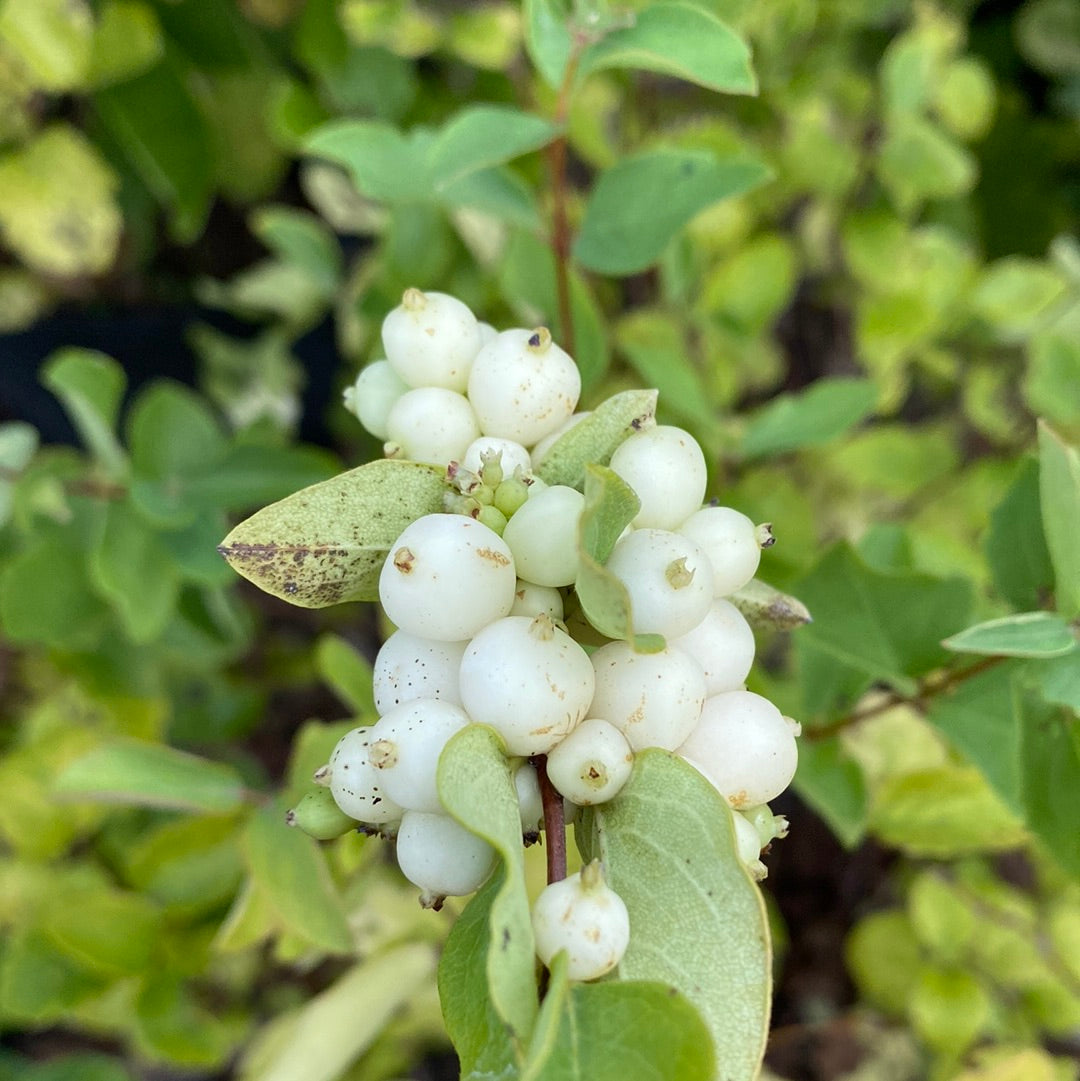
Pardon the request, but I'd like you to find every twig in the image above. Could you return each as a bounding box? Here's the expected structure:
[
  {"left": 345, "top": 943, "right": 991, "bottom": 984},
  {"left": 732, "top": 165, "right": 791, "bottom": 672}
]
[{"left": 536, "top": 755, "right": 567, "bottom": 884}]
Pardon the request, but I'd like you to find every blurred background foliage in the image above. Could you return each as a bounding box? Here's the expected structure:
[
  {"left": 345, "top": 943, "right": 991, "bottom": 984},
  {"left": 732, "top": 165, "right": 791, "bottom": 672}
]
[{"left": 0, "top": 1, "right": 1078, "bottom": 1080}]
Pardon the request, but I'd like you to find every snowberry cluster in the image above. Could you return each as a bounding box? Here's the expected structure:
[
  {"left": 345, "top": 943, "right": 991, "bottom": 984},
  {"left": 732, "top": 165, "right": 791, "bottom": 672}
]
[{"left": 302, "top": 288, "right": 798, "bottom": 981}]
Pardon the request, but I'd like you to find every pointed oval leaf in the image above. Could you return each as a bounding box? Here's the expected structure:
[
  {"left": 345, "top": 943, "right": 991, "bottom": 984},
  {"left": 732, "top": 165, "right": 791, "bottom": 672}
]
[
  {"left": 522, "top": 953, "right": 715, "bottom": 1081},
  {"left": 304, "top": 119, "right": 431, "bottom": 203},
  {"left": 582, "top": 750, "right": 772, "bottom": 1081},
  {"left": 218, "top": 459, "right": 447, "bottom": 608},
  {"left": 535, "top": 388, "right": 657, "bottom": 489},
  {"left": 574, "top": 150, "right": 770, "bottom": 276},
  {"left": 427, "top": 105, "right": 558, "bottom": 191},
  {"left": 579, "top": 2, "right": 755, "bottom": 95},
  {"left": 1038, "top": 421, "right": 1080, "bottom": 618},
  {"left": 943, "top": 612, "right": 1077, "bottom": 658},
  {"left": 523, "top": 0, "right": 572, "bottom": 88},
  {"left": 437, "top": 724, "right": 538, "bottom": 1055},
  {"left": 53, "top": 739, "right": 246, "bottom": 814},
  {"left": 242, "top": 800, "right": 353, "bottom": 955}
]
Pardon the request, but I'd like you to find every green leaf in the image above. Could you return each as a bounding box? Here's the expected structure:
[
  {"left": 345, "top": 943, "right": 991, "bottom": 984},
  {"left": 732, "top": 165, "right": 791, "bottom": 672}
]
[
  {"left": 740, "top": 378, "right": 878, "bottom": 459},
  {"left": 250, "top": 206, "right": 342, "bottom": 294},
  {"left": 39, "top": 885, "right": 162, "bottom": 975},
  {"left": 237, "top": 946, "right": 437, "bottom": 1081},
  {"left": 575, "top": 149, "right": 770, "bottom": 275},
  {"left": 88, "top": 0, "right": 163, "bottom": 87},
  {"left": 242, "top": 800, "right": 354, "bottom": 954},
  {"left": 792, "top": 736, "right": 868, "bottom": 848},
  {"left": 972, "top": 259, "right": 1068, "bottom": 342},
  {"left": 218, "top": 459, "right": 447, "bottom": 608},
  {"left": 134, "top": 974, "right": 239, "bottom": 1067},
  {"left": 427, "top": 105, "right": 558, "bottom": 191},
  {"left": 534, "top": 388, "right": 657, "bottom": 489},
  {"left": 794, "top": 543, "right": 973, "bottom": 718},
  {"left": 314, "top": 633, "right": 376, "bottom": 717},
  {"left": 846, "top": 911, "right": 922, "bottom": 1017},
  {"left": 25, "top": 1054, "right": 134, "bottom": 1081},
  {"left": 0, "top": 123, "right": 121, "bottom": 277},
  {"left": 985, "top": 457, "right": 1055, "bottom": 610},
  {"left": 303, "top": 119, "right": 431, "bottom": 203},
  {"left": 94, "top": 58, "right": 215, "bottom": 241},
  {"left": 89, "top": 499, "right": 181, "bottom": 643},
  {"left": 522, "top": 954, "right": 715, "bottom": 1081},
  {"left": 909, "top": 966, "right": 992, "bottom": 1055},
  {"left": 1029, "top": 649, "right": 1080, "bottom": 712},
  {"left": 0, "top": 0, "right": 93, "bottom": 91},
  {"left": 582, "top": 751, "right": 771, "bottom": 1081},
  {"left": 437, "top": 875, "right": 520, "bottom": 1079},
  {"left": 0, "top": 537, "right": 110, "bottom": 650},
  {"left": 41, "top": 348, "right": 127, "bottom": 477},
  {"left": 579, "top": 2, "right": 755, "bottom": 94},
  {"left": 53, "top": 739, "right": 247, "bottom": 814},
  {"left": 927, "top": 662, "right": 1023, "bottom": 812},
  {"left": 728, "top": 578, "right": 813, "bottom": 631},
  {"left": 1038, "top": 421, "right": 1080, "bottom": 617},
  {"left": 0, "top": 421, "right": 39, "bottom": 526},
  {"left": 943, "top": 612, "right": 1076, "bottom": 658},
  {"left": 876, "top": 115, "right": 976, "bottom": 212},
  {"left": 437, "top": 725, "right": 538, "bottom": 1055},
  {"left": 613, "top": 311, "right": 714, "bottom": 430},
  {"left": 523, "top": 0, "right": 570, "bottom": 87},
  {"left": 127, "top": 380, "right": 228, "bottom": 481},
  {"left": 1019, "top": 688, "right": 1080, "bottom": 878},
  {"left": 869, "top": 766, "right": 1027, "bottom": 855},
  {"left": 0, "top": 929, "right": 105, "bottom": 1022},
  {"left": 440, "top": 166, "right": 541, "bottom": 229},
  {"left": 574, "top": 464, "right": 665, "bottom": 651}
]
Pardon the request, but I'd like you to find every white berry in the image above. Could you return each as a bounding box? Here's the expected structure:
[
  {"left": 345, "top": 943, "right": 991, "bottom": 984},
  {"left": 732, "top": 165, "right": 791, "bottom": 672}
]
[
  {"left": 382, "top": 288, "right": 481, "bottom": 392},
  {"left": 605, "top": 528, "right": 713, "bottom": 639},
  {"left": 670, "top": 598, "right": 756, "bottom": 695},
  {"left": 678, "top": 506, "right": 762, "bottom": 597},
  {"left": 531, "top": 860, "right": 630, "bottom": 981},
  {"left": 678, "top": 690, "right": 798, "bottom": 808},
  {"left": 589, "top": 641, "right": 706, "bottom": 752},
  {"left": 467, "top": 327, "right": 580, "bottom": 446},
  {"left": 395, "top": 810, "right": 495, "bottom": 904},
  {"left": 379, "top": 514, "right": 516, "bottom": 642},
  {"left": 343, "top": 359, "right": 408, "bottom": 440},
  {"left": 373, "top": 631, "right": 466, "bottom": 713},
  {"left": 501, "top": 484, "right": 584, "bottom": 588},
  {"left": 366, "top": 698, "right": 471, "bottom": 814},
  {"left": 545, "top": 718, "right": 633, "bottom": 805},
  {"left": 384, "top": 387, "right": 479, "bottom": 466},
  {"left": 328, "top": 727, "right": 404, "bottom": 826},
  {"left": 459, "top": 614, "right": 595, "bottom": 755},
  {"left": 609, "top": 425, "right": 708, "bottom": 530}
]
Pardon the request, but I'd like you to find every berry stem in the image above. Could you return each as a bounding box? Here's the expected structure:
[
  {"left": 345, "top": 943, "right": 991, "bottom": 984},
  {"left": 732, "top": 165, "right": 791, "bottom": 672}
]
[
  {"left": 545, "top": 38, "right": 585, "bottom": 359},
  {"left": 802, "top": 655, "right": 1007, "bottom": 742},
  {"left": 536, "top": 755, "right": 567, "bottom": 884}
]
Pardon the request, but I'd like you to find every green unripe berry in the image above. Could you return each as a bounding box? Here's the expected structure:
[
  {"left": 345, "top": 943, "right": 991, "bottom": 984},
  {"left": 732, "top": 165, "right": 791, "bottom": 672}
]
[{"left": 286, "top": 787, "right": 357, "bottom": 841}]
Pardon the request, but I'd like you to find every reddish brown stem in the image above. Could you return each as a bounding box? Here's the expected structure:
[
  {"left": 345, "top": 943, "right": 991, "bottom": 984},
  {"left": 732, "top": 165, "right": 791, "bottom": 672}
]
[
  {"left": 803, "top": 655, "right": 1007, "bottom": 742},
  {"left": 536, "top": 755, "right": 567, "bottom": 884}
]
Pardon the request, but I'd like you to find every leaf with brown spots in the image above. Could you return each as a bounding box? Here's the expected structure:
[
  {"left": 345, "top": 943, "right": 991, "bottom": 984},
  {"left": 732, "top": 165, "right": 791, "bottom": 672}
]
[{"left": 218, "top": 459, "right": 447, "bottom": 608}]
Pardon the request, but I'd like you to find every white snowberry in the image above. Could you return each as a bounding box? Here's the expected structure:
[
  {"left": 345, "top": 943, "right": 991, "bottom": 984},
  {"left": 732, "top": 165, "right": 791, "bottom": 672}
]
[
  {"left": 366, "top": 698, "right": 471, "bottom": 814},
  {"left": 382, "top": 288, "right": 481, "bottom": 392},
  {"left": 605, "top": 528, "right": 713, "bottom": 639},
  {"left": 459, "top": 613, "right": 595, "bottom": 755},
  {"left": 678, "top": 506, "right": 763, "bottom": 597},
  {"left": 510, "top": 580, "right": 565, "bottom": 621},
  {"left": 343, "top": 359, "right": 408, "bottom": 440},
  {"left": 545, "top": 718, "right": 633, "bottom": 805},
  {"left": 589, "top": 640, "right": 706, "bottom": 752},
  {"left": 677, "top": 690, "right": 798, "bottom": 808},
  {"left": 373, "top": 631, "right": 466, "bottom": 713},
  {"left": 395, "top": 810, "right": 495, "bottom": 905},
  {"left": 467, "top": 327, "right": 580, "bottom": 446},
  {"left": 384, "top": 386, "right": 480, "bottom": 466},
  {"left": 501, "top": 484, "right": 584, "bottom": 588},
  {"left": 670, "top": 598, "right": 756, "bottom": 695},
  {"left": 531, "top": 860, "right": 630, "bottom": 981},
  {"left": 327, "top": 727, "right": 404, "bottom": 826},
  {"left": 609, "top": 425, "right": 708, "bottom": 530},
  {"left": 379, "top": 514, "right": 516, "bottom": 642}
]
